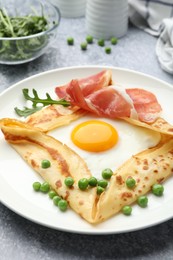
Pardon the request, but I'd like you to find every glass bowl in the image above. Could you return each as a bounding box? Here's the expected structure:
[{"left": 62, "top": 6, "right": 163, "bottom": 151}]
[{"left": 0, "top": 0, "right": 60, "bottom": 65}]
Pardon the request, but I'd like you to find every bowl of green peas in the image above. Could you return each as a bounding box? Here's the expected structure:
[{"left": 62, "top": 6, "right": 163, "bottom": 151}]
[{"left": 0, "top": 0, "right": 60, "bottom": 65}]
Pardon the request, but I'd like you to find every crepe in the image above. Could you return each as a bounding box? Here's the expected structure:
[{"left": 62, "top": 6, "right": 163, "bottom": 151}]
[
  {"left": 124, "top": 117, "right": 173, "bottom": 137},
  {"left": 1, "top": 118, "right": 173, "bottom": 224},
  {"left": 25, "top": 102, "right": 173, "bottom": 139},
  {"left": 26, "top": 105, "right": 86, "bottom": 132}
]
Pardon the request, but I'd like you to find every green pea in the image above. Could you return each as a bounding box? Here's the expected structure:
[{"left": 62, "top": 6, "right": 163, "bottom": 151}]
[
  {"left": 32, "top": 181, "right": 41, "bottom": 191},
  {"left": 111, "top": 37, "right": 118, "bottom": 45},
  {"left": 64, "top": 177, "right": 74, "bottom": 187},
  {"left": 86, "top": 35, "right": 93, "bottom": 44},
  {"left": 80, "top": 42, "right": 87, "bottom": 50},
  {"left": 137, "top": 195, "right": 148, "bottom": 208},
  {"left": 41, "top": 159, "right": 51, "bottom": 169},
  {"left": 97, "top": 186, "right": 105, "bottom": 195},
  {"left": 97, "top": 39, "right": 105, "bottom": 47},
  {"left": 48, "top": 190, "right": 57, "bottom": 199},
  {"left": 97, "top": 179, "right": 108, "bottom": 188},
  {"left": 78, "top": 178, "right": 89, "bottom": 190},
  {"left": 126, "top": 177, "right": 136, "bottom": 189},
  {"left": 105, "top": 47, "right": 111, "bottom": 54},
  {"left": 122, "top": 205, "right": 132, "bottom": 216},
  {"left": 88, "top": 176, "right": 98, "bottom": 187},
  {"left": 40, "top": 182, "right": 50, "bottom": 193},
  {"left": 58, "top": 199, "right": 68, "bottom": 211},
  {"left": 67, "top": 37, "right": 74, "bottom": 45},
  {"left": 102, "top": 168, "right": 113, "bottom": 179},
  {"left": 53, "top": 195, "right": 61, "bottom": 206},
  {"left": 152, "top": 184, "right": 164, "bottom": 196}
]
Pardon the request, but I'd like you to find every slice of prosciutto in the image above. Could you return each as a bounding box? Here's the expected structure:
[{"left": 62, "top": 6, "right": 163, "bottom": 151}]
[
  {"left": 55, "top": 70, "right": 112, "bottom": 99},
  {"left": 55, "top": 70, "right": 162, "bottom": 123}
]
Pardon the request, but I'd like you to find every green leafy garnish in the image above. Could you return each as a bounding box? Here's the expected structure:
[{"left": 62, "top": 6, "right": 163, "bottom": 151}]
[
  {"left": 14, "top": 106, "right": 43, "bottom": 117},
  {"left": 0, "top": 6, "right": 56, "bottom": 62},
  {"left": 14, "top": 88, "right": 70, "bottom": 117}
]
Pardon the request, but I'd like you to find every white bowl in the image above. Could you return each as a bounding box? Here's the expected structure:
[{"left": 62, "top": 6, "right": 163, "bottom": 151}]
[
  {"left": 50, "top": 0, "right": 86, "bottom": 18},
  {"left": 86, "top": 0, "right": 128, "bottom": 39}
]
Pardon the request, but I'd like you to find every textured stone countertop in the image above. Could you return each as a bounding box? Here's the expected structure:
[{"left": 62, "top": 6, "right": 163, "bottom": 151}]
[{"left": 0, "top": 17, "right": 173, "bottom": 260}]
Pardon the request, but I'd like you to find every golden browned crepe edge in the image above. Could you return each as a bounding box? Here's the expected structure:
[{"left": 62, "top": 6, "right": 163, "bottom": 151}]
[
  {"left": 123, "top": 117, "right": 173, "bottom": 136},
  {"left": 25, "top": 105, "right": 86, "bottom": 132}
]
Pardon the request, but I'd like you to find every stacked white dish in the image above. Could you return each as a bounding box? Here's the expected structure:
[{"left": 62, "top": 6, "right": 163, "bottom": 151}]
[
  {"left": 50, "top": 0, "right": 86, "bottom": 18},
  {"left": 86, "top": 0, "right": 128, "bottom": 39}
]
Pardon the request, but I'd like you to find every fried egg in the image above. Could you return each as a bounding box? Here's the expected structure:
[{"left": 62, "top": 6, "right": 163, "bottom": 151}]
[{"left": 51, "top": 115, "right": 161, "bottom": 178}]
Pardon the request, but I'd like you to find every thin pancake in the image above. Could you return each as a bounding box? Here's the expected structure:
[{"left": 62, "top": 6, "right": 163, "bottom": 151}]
[
  {"left": 26, "top": 105, "right": 86, "bottom": 132},
  {"left": 1, "top": 118, "right": 173, "bottom": 224},
  {"left": 0, "top": 118, "right": 98, "bottom": 223}
]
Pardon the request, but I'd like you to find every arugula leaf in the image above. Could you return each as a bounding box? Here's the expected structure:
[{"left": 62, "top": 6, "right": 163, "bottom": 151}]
[
  {"left": 22, "top": 89, "right": 70, "bottom": 107},
  {"left": 15, "top": 88, "right": 71, "bottom": 117},
  {"left": 14, "top": 106, "right": 43, "bottom": 117}
]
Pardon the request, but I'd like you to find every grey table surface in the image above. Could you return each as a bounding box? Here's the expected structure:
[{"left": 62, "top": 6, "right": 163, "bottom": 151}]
[{"left": 0, "top": 17, "right": 173, "bottom": 260}]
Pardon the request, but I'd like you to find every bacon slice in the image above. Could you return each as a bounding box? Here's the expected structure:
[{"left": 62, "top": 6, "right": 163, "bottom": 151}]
[{"left": 55, "top": 70, "right": 112, "bottom": 99}]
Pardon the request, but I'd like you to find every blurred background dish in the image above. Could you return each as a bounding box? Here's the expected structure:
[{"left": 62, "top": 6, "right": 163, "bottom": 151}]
[
  {"left": 86, "top": 0, "right": 128, "bottom": 39},
  {"left": 49, "top": 0, "right": 86, "bottom": 18},
  {"left": 0, "top": 0, "right": 60, "bottom": 65}
]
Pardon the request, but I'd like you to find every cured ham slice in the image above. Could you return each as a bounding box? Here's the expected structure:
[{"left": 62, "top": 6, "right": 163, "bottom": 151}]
[
  {"left": 126, "top": 88, "right": 162, "bottom": 123},
  {"left": 55, "top": 70, "right": 162, "bottom": 123},
  {"left": 65, "top": 80, "right": 162, "bottom": 123},
  {"left": 55, "top": 70, "right": 112, "bottom": 99},
  {"left": 66, "top": 80, "right": 132, "bottom": 118}
]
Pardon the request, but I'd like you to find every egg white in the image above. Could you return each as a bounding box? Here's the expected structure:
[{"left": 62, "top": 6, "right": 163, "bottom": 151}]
[{"left": 50, "top": 115, "right": 161, "bottom": 178}]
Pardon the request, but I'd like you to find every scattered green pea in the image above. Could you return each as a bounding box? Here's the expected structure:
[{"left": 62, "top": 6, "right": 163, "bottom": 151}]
[
  {"left": 80, "top": 42, "right": 87, "bottom": 50},
  {"left": 48, "top": 190, "right": 57, "bottom": 199},
  {"left": 67, "top": 37, "right": 74, "bottom": 45},
  {"left": 58, "top": 199, "right": 68, "bottom": 211},
  {"left": 102, "top": 168, "right": 113, "bottom": 179},
  {"left": 64, "top": 177, "right": 74, "bottom": 187},
  {"left": 40, "top": 182, "right": 50, "bottom": 193},
  {"left": 122, "top": 205, "right": 132, "bottom": 216},
  {"left": 88, "top": 176, "right": 98, "bottom": 187},
  {"left": 86, "top": 35, "right": 93, "bottom": 44},
  {"left": 32, "top": 181, "right": 41, "bottom": 191},
  {"left": 97, "top": 186, "right": 105, "bottom": 195},
  {"left": 53, "top": 195, "right": 61, "bottom": 206},
  {"left": 111, "top": 37, "right": 118, "bottom": 45},
  {"left": 137, "top": 195, "right": 148, "bottom": 208},
  {"left": 126, "top": 177, "right": 136, "bottom": 189},
  {"left": 97, "top": 179, "right": 108, "bottom": 188},
  {"left": 78, "top": 178, "right": 89, "bottom": 190},
  {"left": 41, "top": 159, "right": 51, "bottom": 169},
  {"left": 105, "top": 47, "right": 111, "bottom": 54},
  {"left": 152, "top": 184, "right": 164, "bottom": 196},
  {"left": 97, "top": 39, "right": 105, "bottom": 47}
]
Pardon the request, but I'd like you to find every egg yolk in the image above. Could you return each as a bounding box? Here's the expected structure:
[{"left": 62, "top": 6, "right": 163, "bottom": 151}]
[{"left": 71, "top": 120, "right": 118, "bottom": 152}]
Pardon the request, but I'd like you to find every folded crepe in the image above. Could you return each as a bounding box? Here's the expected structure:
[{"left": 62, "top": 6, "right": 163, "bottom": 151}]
[
  {"left": 1, "top": 118, "right": 173, "bottom": 224},
  {"left": 26, "top": 105, "right": 86, "bottom": 132},
  {"left": 26, "top": 103, "right": 173, "bottom": 137}
]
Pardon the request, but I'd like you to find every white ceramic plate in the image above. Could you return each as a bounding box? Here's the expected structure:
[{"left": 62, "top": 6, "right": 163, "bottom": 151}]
[{"left": 1, "top": 66, "right": 173, "bottom": 234}]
